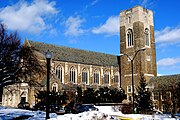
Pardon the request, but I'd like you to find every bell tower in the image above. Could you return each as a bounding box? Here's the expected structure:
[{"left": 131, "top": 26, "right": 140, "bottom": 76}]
[{"left": 120, "top": 6, "right": 157, "bottom": 100}]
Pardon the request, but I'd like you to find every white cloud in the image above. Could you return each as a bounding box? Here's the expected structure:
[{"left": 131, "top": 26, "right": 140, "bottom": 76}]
[
  {"left": 130, "top": 0, "right": 155, "bottom": 8},
  {"left": 64, "top": 16, "right": 85, "bottom": 37},
  {"left": 85, "top": 0, "right": 99, "bottom": 10},
  {"left": 141, "top": 0, "right": 148, "bottom": 6},
  {"left": 157, "top": 73, "right": 162, "bottom": 76},
  {"left": 49, "top": 29, "right": 58, "bottom": 36},
  {"left": 68, "top": 39, "right": 78, "bottom": 44},
  {"left": 157, "top": 58, "right": 180, "bottom": 66},
  {"left": 155, "top": 27, "right": 180, "bottom": 43},
  {"left": 0, "top": 0, "right": 58, "bottom": 34},
  {"left": 141, "top": 0, "right": 155, "bottom": 7},
  {"left": 92, "top": 16, "right": 119, "bottom": 35},
  {"left": 91, "top": 0, "right": 99, "bottom": 6}
]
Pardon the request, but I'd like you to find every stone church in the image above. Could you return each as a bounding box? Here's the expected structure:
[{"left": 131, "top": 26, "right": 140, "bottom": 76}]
[{"left": 2, "top": 6, "right": 159, "bottom": 109}]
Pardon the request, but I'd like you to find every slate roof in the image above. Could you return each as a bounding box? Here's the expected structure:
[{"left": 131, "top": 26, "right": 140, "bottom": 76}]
[
  {"left": 28, "top": 40, "right": 119, "bottom": 67},
  {"left": 149, "top": 74, "right": 180, "bottom": 90}
]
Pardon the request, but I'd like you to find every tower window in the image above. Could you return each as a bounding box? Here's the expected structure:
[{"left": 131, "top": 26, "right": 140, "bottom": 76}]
[
  {"left": 127, "top": 29, "right": 133, "bottom": 47},
  {"left": 70, "top": 67, "right": 76, "bottom": 83},
  {"left": 145, "top": 15, "right": 147, "bottom": 22},
  {"left": 56, "top": 65, "right": 63, "bottom": 83},
  {"left": 147, "top": 56, "right": 151, "bottom": 61},
  {"left": 82, "top": 68, "right": 88, "bottom": 84},
  {"left": 93, "top": 70, "right": 99, "bottom": 84},
  {"left": 145, "top": 28, "right": 150, "bottom": 47},
  {"left": 128, "top": 16, "right": 131, "bottom": 23}
]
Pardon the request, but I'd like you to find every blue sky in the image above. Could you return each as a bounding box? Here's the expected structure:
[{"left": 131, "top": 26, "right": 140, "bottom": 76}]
[{"left": 0, "top": 0, "right": 180, "bottom": 76}]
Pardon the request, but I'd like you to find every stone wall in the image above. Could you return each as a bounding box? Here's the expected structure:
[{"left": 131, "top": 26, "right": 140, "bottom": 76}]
[{"left": 51, "top": 60, "right": 120, "bottom": 89}]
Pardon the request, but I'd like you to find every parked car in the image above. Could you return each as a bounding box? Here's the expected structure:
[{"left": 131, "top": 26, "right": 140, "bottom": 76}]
[
  {"left": 54, "top": 106, "right": 65, "bottom": 115},
  {"left": 50, "top": 104, "right": 60, "bottom": 112},
  {"left": 84, "top": 104, "right": 99, "bottom": 111},
  {"left": 75, "top": 104, "right": 98, "bottom": 113},
  {"left": 17, "top": 102, "right": 30, "bottom": 109},
  {"left": 65, "top": 103, "right": 98, "bottom": 114},
  {"left": 75, "top": 105, "right": 89, "bottom": 113},
  {"left": 175, "top": 113, "right": 180, "bottom": 118}
]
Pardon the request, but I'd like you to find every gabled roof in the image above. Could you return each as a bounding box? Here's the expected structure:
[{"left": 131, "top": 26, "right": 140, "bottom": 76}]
[
  {"left": 149, "top": 74, "right": 180, "bottom": 91},
  {"left": 28, "top": 40, "right": 119, "bottom": 67}
]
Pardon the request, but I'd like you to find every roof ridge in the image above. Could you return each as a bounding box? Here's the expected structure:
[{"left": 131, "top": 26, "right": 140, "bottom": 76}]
[
  {"left": 28, "top": 40, "right": 119, "bottom": 67},
  {"left": 28, "top": 40, "right": 117, "bottom": 57}
]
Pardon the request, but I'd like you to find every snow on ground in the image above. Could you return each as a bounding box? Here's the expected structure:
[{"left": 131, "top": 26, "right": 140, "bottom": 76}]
[{"left": 0, "top": 105, "right": 178, "bottom": 120}]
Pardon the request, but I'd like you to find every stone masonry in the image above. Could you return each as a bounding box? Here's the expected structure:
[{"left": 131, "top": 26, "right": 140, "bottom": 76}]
[{"left": 120, "top": 6, "right": 157, "bottom": 101}]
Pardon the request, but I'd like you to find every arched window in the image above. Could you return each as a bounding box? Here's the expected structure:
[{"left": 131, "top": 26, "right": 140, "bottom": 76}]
[
  {"left": 82, "top": 68, "right": 88, "bottom": 84},
  {"left": 145, "top": 28, "right": 150, "bottom": 46},
  {"left": 128, "top": 16, "right": 131, "bottom": 23},
  {"left": 52, "top": 83, "right": 58, "bottom": 92},
  {"left": 114, "top": 72, "right": 119, "bottom": 83},
  {"left": 127, "top": 29, "right": 133, "bottom": 47},
  {"left": 93, "top": 70, "right": 99, "bottom": 84},
  {"left": 70, "top": 67, "right": 76, "bottom": 83},
  {"left": 56, "top": 65, "right": 62, "bottom": 83},
  {"left": 104, "top": 71, "right": 110, "bottom": 84},
  {"left": 127, "top": 85, "right": 132, "bottom": 93}
]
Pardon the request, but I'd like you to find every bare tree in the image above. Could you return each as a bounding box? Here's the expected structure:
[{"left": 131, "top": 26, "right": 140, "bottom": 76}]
[{"left": 0, "top": 24, "right": 45, "bottom": 87}]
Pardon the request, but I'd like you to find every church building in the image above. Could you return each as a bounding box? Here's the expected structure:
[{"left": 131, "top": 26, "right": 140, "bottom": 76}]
[{"left": 2, "top": 6, "right": 159, "bottom": 110}]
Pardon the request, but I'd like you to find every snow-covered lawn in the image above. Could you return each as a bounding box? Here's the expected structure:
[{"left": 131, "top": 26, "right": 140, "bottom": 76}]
[{"left": 0, "top": 106, "right": 178, "bottom": 120}]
